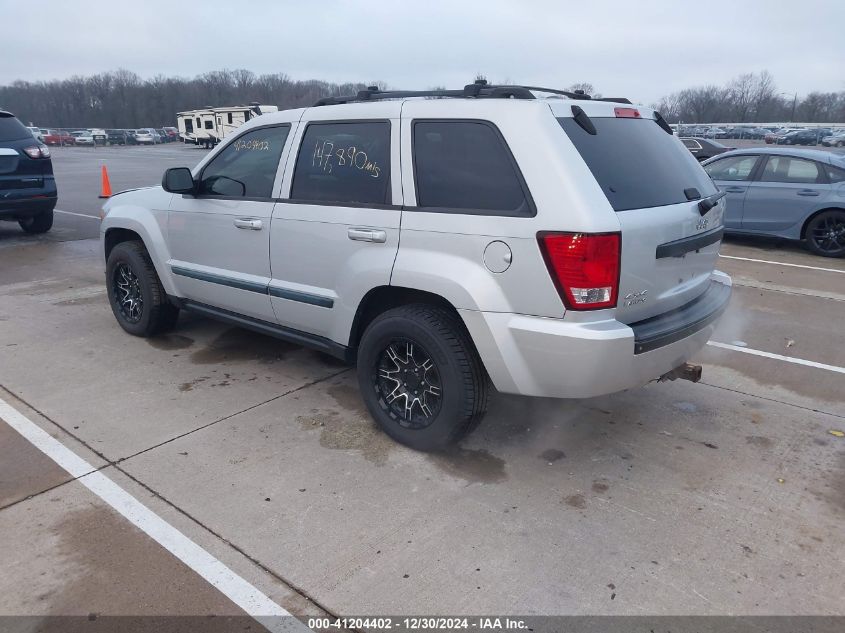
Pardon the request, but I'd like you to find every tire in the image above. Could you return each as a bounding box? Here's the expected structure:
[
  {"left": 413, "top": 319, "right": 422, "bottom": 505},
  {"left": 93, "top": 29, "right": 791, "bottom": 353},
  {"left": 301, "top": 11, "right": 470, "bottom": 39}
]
[
  {"left": 106, "top": 241, "right": 179, "bottom": 336},
  {"left": 356, "top": 304, "right": 488, "bottom": 451},
  {"left": 805, "top": 210, "right": 845, "bottom": 258},
  {"left": 837, "top": 141, "right": 844, "bottom": 148},
  {"left": 18, "top": 209, "right": 54, "bottom": 234}
]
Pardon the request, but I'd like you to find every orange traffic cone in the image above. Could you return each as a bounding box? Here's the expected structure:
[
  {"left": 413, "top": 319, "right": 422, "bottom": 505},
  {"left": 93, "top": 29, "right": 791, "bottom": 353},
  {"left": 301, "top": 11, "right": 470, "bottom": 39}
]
[{"left": 98, "top": 164, "right": 112, "bottom": 198}]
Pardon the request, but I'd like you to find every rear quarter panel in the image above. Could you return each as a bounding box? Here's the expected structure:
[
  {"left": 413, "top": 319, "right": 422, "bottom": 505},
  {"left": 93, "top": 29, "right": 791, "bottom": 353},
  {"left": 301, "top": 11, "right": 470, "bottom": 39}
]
[{"left": 395, "top": 100, "right": 620, "bottom": 318}]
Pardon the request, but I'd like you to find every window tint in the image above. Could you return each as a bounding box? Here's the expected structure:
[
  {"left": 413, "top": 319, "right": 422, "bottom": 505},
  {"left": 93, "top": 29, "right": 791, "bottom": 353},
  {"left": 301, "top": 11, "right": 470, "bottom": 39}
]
[
  {"left": 826, "top": 165, "right": 845, "bottom": 183},
  {"left": 412, "top": 121, "right": 530, "bottom": 215},
  {"left": 227, "top": 113, "right": 233, "bottom": 124},
  {"left": 290, "top": 121, "right": 390, "bottom": 204},
  {"left": 204, "top": 120, "right": 214, "bottom": 130},
  {"left": 704, "top": 155, "right": 759, "bottom": 181},
  {"left": 0, "top": 115, "right": 31, "bottom": 141},
  {"left": 198, "top": 125, "right": 289, "bottom": 198},
  {"left": 559, "top": 117, "right": 716, "bottom": 211},
  {"left": 760, "top": 156, "right": 821, "bottom": 184}
]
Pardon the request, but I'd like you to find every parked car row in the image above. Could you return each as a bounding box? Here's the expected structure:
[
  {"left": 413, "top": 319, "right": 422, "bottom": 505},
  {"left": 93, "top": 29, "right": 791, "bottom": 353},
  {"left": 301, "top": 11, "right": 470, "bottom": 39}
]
[
  {"left": 28, "top": 126, "right": 180, "bottom": 146},
  {"left": 765, "top": 127, "right": 841, "bottom": 146},
  {"left": 677, "top": 124, "right": 845, "bottom": 146}
]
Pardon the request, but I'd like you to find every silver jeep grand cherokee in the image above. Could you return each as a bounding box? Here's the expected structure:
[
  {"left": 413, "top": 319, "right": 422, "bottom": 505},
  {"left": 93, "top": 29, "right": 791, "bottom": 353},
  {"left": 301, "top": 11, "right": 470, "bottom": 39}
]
[{"left": 101, "top": 81, "right": 731, "bottom": 450}]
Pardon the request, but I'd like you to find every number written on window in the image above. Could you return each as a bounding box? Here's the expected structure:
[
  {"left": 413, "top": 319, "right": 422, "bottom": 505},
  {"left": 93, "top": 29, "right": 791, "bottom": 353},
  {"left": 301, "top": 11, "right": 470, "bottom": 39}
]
[
  {"left": 291, "top": 121, "right": 390, "bottom": 205},
  {"left": 198, "top": 125, "right": 289, "bottom": 198},
  {"left": 312, "top": 141, "right": 381, "bottom": 178}
]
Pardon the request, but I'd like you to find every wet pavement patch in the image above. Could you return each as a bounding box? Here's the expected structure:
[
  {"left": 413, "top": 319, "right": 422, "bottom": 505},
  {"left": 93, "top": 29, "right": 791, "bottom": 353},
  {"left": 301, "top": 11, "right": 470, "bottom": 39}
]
[
  {"left": 745, "top": 435, "right": 774, "bottom": 448},
  {"left": 564, "top": 493, "right": 587, "bottom": 509},
  {"left": 427, "top": 448, "right": 507, "bottom": 484},
  {"left": 0, "top": 421, "right": 72, "bottom": 508},
  {"left": 47, "top": 505, "right": 244, "bottom": 616},
  {"left": 53, "top": 292, "right": 106, "bottom": 306},
  {"left": 539, "top": 449, "right": 566, "bottom": 463},
  {"left": 297, "top": 384, "right": 395, "bottom": 467},
  {"left": 148, "top": 334, "right": 194, "bottom": 350},
  {"left": 190, "top": 328, "right": 298, "bottom": 364}
]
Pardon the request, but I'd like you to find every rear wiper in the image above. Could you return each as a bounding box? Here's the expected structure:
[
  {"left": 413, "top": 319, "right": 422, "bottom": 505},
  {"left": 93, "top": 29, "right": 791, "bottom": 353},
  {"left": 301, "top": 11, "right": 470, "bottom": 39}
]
[{"left": 697, "top": 190, "right": 727, "bottom": 216}]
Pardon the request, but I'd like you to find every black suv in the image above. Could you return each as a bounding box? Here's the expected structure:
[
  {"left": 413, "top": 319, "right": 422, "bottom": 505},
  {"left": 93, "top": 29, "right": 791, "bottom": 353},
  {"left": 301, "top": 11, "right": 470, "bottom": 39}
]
[
  {"left": 107, "top": 129, "right": 128, "bottom": 145},
  {"left": 0, "top": 110, "right": 57, "bottom": 233}
]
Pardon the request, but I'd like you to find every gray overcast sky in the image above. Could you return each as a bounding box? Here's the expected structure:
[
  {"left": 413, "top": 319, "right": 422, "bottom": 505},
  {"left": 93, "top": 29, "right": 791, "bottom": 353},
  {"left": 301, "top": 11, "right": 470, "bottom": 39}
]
[{"left": 2, "top": 0, "right": 843, "bottom": 103}]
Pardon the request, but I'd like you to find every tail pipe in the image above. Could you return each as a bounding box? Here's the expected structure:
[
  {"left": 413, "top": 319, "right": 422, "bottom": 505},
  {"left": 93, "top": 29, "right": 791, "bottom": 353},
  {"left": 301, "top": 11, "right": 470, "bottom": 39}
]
[{"left": 659, "top": 362, "right": 702, "bottom": 383}]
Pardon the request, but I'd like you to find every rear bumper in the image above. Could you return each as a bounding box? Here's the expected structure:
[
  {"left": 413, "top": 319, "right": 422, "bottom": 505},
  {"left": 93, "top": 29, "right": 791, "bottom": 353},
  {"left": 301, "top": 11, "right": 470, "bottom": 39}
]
[
  {"left": 0, "top": 197, "right": 57, "bottom": 219},
  {"left": 460, "top": 271, "right": 731, "bottom": 399},
  {"left": 0, "top": 181, "right": 58, "bottom": 219}
]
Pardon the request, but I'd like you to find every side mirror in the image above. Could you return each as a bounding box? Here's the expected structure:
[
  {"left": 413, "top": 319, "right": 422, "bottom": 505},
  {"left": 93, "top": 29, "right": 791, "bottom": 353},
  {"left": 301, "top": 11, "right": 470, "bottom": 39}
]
[{"left": 162, "top": 167, "right": 195, "bottom": 194}]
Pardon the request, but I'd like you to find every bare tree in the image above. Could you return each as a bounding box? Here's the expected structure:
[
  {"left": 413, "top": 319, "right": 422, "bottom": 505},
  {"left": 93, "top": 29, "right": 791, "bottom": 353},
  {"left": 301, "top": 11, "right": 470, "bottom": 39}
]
[{"left": 2, "top": 69, "right": 843, "bottom": 127}]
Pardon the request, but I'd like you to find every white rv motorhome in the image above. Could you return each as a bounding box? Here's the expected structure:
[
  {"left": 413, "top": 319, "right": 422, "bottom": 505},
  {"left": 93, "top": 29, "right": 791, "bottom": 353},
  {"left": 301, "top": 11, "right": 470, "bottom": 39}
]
[{"left": 176, "top": 103, "right": 279, "bottom": 148}]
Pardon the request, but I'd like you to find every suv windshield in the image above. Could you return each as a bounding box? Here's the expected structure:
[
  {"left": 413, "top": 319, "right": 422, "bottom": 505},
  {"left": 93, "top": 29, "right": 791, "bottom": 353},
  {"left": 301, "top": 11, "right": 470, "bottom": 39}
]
[
  {"left": 559, "top": 117, "right": 717, "bottom": 211},
  {"left": 0, "top": 114, "right": 32, "bottom": 142}
]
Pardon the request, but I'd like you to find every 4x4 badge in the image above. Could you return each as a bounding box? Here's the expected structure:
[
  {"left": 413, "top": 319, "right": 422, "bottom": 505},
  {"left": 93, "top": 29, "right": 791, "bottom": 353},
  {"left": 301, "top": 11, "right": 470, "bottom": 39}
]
[
  {"left": 696, "top": 218, "right": 709, "bottom": 230},
  {"left": 624, "top": 290, "right": 648, "bottom": 306}
]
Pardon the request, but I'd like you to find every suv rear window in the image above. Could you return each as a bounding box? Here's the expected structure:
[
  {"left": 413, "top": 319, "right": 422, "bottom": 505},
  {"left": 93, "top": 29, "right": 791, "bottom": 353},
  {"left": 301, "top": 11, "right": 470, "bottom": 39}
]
[
  {"left": 558, "top": 117, "right": 716, "bottom": 212},
  {"left": 412, "top": 120, "right": 532, "bottom": 216},
  {"left": 0, "top": 115, "right": 31, "bottom": 142}
]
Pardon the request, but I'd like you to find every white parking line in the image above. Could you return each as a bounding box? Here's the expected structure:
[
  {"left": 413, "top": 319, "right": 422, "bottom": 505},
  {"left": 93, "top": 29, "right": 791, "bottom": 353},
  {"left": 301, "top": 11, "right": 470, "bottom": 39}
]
[
  {"left": 0, "top": 396, "right": 310, "bottom": 633},
  {"left": 707, "top": 341, "right": 845, "bottom": 374},
  {"left": 55, "top": 209, "right": 101, "bottom": 220},
  {"left": 719, "top": 254, "right": 845, "bottom": 274}
]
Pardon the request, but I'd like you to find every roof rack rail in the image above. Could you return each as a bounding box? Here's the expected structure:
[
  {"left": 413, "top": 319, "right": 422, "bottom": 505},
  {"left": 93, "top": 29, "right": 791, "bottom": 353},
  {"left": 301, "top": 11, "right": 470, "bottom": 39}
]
[{"left": 313, "top": 79, "right": 632, "bottom": 106}]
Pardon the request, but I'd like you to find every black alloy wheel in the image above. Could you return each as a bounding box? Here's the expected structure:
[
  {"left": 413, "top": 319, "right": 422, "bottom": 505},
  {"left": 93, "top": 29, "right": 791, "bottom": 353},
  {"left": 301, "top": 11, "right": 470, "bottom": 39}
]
[
  {"left": 373, "top": 338, "right": 443, "bottom": 429},
  {"left": 112, "top": 262, "right": 144, "bottom": 323},
  {"left": 806, "top": 210, "right": 845, "bottom": 257}
]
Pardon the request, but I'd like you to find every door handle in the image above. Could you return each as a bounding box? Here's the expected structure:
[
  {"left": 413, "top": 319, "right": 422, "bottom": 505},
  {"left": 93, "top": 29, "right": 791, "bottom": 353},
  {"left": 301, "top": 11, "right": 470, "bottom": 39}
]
[
  {"left": 233, "top": 218, "right": 263, "bottom": 230},
  {"left": 348, "top": 228, "right": 387, "bottom": 243},
  {"left": 797, "top": 190, "right": 820, "bottom": 197},
  {"left": 724, "top": 187, "right": 746, "bottom": 193}
]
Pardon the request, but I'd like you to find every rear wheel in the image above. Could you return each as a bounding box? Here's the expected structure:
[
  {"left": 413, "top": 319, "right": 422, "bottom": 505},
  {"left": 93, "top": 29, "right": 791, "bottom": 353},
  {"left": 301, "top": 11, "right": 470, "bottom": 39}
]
[
  {"left": 106, "top": 241, "right": 179, "bottom": 336},
  {"left": 357, "top": 304, "right": 488, "bottom": 451},
  {"left": 806, "top": 210, "right": 845, "bottom": 258},
  {"left": 18, "top": 209, "right": 54, "bottom": 234}
]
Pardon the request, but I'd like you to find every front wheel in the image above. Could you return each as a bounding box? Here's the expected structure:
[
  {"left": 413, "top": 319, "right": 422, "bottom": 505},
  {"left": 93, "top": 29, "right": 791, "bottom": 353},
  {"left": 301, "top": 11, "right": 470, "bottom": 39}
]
[
  {"left": 356, "top": 304, "right": 488, "bottom": 451},
  {"left": 806, "top": 210, "right": 845, "bottom": 258},
  {"left": 106, "top": 241, "right": 179, "bottom": 335},
  {"left": 19, "top": 209, "right": 53, "bottom": 234}
]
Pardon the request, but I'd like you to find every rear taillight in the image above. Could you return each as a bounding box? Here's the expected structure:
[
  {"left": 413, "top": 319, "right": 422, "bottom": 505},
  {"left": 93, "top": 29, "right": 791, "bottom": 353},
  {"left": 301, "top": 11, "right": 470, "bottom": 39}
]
[
  {"left": 614, "top": 107, "right": 641, "bottom": 119},
  {"left": 22, "top": 144, "right": 50, "bottom": 159},
  {"left": 538, "top": 232, "right": 621, "bottom": 310}
]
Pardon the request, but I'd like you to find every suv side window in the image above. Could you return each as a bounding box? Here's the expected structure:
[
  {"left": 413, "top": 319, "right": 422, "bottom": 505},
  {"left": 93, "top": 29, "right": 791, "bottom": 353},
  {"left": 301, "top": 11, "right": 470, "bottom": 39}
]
[
  {"left": 198, "top": 125, "right": 289, "bottom": 198},
  {"left": 704, "top": 155, "right": 759, "bottom": 181},
  {"left": 759, "top": 156, "right": 822, "bottom": 184},
  {"left": 290, "top": 121, "right": 391, "bottom": 205},
  {"left": 412, "top": 120, "right": 532, "bottom": 215}
]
